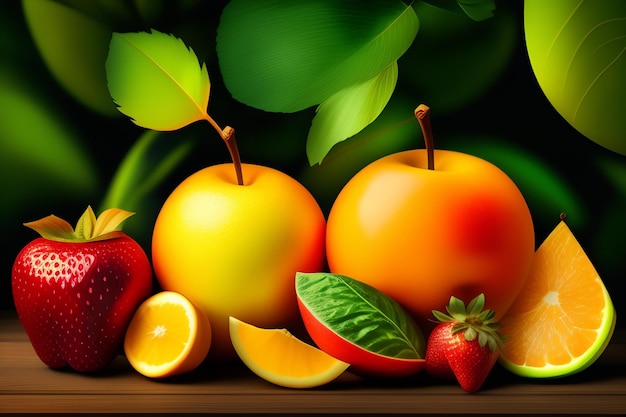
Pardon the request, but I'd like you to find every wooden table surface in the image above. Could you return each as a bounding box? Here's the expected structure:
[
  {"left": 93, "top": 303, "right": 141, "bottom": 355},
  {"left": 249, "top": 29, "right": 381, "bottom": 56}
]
[{"left": 1, "top": 311, "right": 625, "bottom": 415}]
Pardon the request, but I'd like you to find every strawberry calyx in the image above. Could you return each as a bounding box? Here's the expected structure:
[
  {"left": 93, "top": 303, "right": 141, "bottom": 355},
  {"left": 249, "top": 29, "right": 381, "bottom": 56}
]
[
  {"left": 24, "top": 206, "right": 135, "bottom": 243},
  {"left": 432, "top": 294, "right": 504, "bottom": 352}
]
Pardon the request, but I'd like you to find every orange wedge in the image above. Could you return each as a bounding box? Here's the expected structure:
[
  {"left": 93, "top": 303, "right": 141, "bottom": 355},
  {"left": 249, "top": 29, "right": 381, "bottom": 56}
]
[
  {"left": 499, "top": 217, "right": 616, "bottom": 378},
  {"left": 124, "top": 291, "right": 212, "bottom": 378},
  {"left": 229, "top": 316, "right": 350, "bottom": 388}
]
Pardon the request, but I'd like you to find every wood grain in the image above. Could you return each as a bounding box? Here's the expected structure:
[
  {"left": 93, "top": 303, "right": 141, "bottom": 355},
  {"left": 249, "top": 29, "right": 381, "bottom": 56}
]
[{"left": 1, "top": 312, "right": 625, "bottom": 415}]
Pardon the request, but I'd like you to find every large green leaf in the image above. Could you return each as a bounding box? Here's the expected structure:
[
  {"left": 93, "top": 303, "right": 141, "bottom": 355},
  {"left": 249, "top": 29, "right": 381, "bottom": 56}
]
[
  {"left": 216, "top": 0, "right": 418, "bottom": 113},
  {"left": 106, "top": 29, "right": 210, "bottom": 131},
  {"left": 21, "top": 0, "right": 120, "bottom": 116},
  {"left": 524, "top": 0, "right": 626, "bottom": 155},
  {"left": 306, "top": 62, "right": 398, "bottom": 165},
  {"left": 295, "top": 272, "right": 425, "bottom": 359}
]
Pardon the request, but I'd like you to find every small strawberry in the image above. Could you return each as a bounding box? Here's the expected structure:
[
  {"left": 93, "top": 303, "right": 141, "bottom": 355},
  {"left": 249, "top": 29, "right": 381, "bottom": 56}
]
[
  {"left": 425, "top": 294, "right": 503, "bottom": 393},
  {"left": 11, "top": 206, "right": 152, "bottom": 372}
]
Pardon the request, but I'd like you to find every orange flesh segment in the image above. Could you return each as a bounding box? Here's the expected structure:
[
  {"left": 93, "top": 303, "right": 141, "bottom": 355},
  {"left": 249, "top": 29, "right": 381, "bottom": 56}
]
[
  {"left": 500, "top": 220, "right": 613, "bottom": 369},
  {"left": 229, "top": 317, "right": 349, "bottom": 388},
  {"left": 126, "top": 301, "right": 192, "bottom": 366},
  {"left": 124, "top": 291, "right": 211, "bottom": 378}
]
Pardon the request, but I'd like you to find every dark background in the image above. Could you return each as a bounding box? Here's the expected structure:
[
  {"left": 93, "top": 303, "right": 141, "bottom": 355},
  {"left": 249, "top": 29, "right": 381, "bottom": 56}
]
[{"left": 1, "top": 1, "right": 624, "bottom": 329}]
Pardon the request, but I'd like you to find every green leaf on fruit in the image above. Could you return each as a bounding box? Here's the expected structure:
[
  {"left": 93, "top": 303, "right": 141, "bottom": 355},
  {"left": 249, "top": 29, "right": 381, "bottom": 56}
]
[
  {"left": 295, "top": 272, "right": 425, "bottom": 359},
  {"left": 216, "top": 0, "right": 418, "bottom": 114},
  {"left": 306, "top": 62, "right": 398, "bottom": 166},
  {"left": 105, "top": 29, "right": 210, "bottom": 131}
]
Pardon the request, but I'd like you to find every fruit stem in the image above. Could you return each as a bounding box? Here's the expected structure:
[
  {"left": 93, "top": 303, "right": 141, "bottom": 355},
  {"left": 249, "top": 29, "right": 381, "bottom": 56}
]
[
  {"left": 204, "top": 114, "right": 244, "bottom": 186},
  {"left": 414, "top": 104, "right": 435, "bottom": 170}
]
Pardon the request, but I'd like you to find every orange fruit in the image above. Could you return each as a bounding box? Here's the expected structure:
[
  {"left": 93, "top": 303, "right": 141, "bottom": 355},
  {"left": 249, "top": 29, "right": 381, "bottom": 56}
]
[
  {"left": 152, "top": 163, "right": 326, "bottom": 362},
  {"left": 326, "top": 149, "right": 535, "bottom": 330},
  {"left": 499, "top": 218, "right": 616, "bottom": 378},
  {"left": 229, "top": 316, "right": 350, "bottom": 388},
  {"left": 124, "top": 291, "right": 212, "bottom": 378}
]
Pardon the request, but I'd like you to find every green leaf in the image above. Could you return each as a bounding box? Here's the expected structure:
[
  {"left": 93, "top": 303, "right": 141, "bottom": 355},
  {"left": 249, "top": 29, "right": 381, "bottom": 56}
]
[
  {"left": 216, "top": 0, "right": 418, "bottom": 113},
  {"left": 421, "top": 0, "right": 495, "bottom": 21},
  {"left": 298, "top": 93, "right": 419, "bottom": 213},
  {"left": 458, "top": 0, "right": 495, "bottom": 21},
  {"left": 306, "top": 62, "right": 398, "bottom": 165},
  {"left": 22, "top": 0, "right": 120, "bottom": 116},
  {"left": 295, "top": 272, "right": 425, "bottom": 359},
  {"left": 99, "top": 129, "right": 195, "bottom": 212},
  {"left": 466, "top": 293, "right": 485, "bottom": 316},
  {"left": 106, "top": 29, "right": 210, "bottom": 131},
  {"left": 525, "top": 0, "right": 626, "bottom": 155},
  {"left": 98, "top": 128, "right": 196, "bottom": 249}
]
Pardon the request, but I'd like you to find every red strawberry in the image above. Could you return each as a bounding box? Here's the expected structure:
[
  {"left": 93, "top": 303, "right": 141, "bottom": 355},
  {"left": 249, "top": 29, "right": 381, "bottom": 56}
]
[
  {"left": 425, "top": 294, "right": 503, "bottom": 392},
  {"left": 11, "top": 206, "right": 152, "bottom": 372}
]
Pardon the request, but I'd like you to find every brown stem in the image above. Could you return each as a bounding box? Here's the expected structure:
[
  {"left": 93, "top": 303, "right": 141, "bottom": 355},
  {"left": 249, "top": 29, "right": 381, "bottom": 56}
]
[
  {"left": 204, "top": 114, "right": 244, "bottom": 185},
  {"left": 414, "top": 104, "right": 435, "bottom": 170},
  {"left": 222, "top": 126, "right": 244, "bottom": 186}
]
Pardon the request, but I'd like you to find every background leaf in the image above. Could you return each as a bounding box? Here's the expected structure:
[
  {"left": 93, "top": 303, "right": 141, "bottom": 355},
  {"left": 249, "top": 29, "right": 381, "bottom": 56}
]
[
  {"left": 296, "top": 272, "right": 425, "bottom": 359},
  {"left": 106, "top": 29, "right": 210, "bottom": 131},
  {"left": 22, "top": 0, "right": 120, "bottom": 116},
  {"left": 400, "top": 0, "right": 517, "bottom": 114},
  {"left": 421, "top": 0, "right": 495, "bottom": 21},
  {"left": 99, "top": 129, "right": 197, "bottom": 251},
  {"left": 0, "top": 67, "right": 99, "bottom": 211},
  {"left": 306, "top": 62, "right": 398, "bottom": 165},
  {"left": 524, "top": 0, "right": 626, "bottom": 155},
  {"left": 216, "top": 0, "right": 418, "bottom": 113}
]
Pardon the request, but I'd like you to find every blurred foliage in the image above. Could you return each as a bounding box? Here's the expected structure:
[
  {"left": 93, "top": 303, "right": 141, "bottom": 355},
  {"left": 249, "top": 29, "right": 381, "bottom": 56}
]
[{"left": 1, "top": 0, "right": 624, "bottom": 327}]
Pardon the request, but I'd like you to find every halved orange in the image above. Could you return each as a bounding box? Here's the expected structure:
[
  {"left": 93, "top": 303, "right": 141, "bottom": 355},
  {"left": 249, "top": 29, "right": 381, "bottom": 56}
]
[
  {"left": 499, "top": 218, "right": 616, "bottom": 378},
  {"left": 124, "top": 291, "right": 212, "bottom": 378},
  {"left": 229, "top": 316, "right": 350, "bottom": 388}
]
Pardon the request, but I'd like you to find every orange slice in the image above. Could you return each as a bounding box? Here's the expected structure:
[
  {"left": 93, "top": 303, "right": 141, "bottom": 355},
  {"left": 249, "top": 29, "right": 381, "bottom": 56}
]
[
  {"left": 499, "top": 217, "right": 616, "bottom": 378},
  {"left": 124, "top": 291, "right": 212, "bottom": 378},
  {"left": 229, "top": 316, "right": 350, "bottom": 388}
]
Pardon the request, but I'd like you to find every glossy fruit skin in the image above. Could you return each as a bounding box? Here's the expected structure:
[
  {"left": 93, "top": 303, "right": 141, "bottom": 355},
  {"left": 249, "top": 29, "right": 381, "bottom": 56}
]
[
  {"left": 326, "top": 149, "right": 535, "bottom": 328},
  {"left": 11, "top": 235, "right": 152, "bottom": 372},
  {"left": 297, "top": 296, "right": 426, "bottom": 378},
  {"left": 152, "top": 163, "right": 327, "bottom": 361},
  {"left": 426, "top": 322, "right": 499, "bottom": 392}
]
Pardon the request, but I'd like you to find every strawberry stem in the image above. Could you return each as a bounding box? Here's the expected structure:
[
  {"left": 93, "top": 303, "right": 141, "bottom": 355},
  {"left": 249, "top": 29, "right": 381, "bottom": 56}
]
[
  {"left": 432, "top": 294, "right": 504, "bottom": 352},
  {"left": 414, "top": 104, "right": 435, "bottom": 171},
  {"left": 24, "top": 206, "right": 134, "bottom": 243}
]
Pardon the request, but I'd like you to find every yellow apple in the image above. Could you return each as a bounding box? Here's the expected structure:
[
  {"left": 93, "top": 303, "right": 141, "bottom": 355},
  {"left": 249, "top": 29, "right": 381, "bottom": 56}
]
[{"left": 152, "top": 163, "right": 326, "bottom": 361}]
